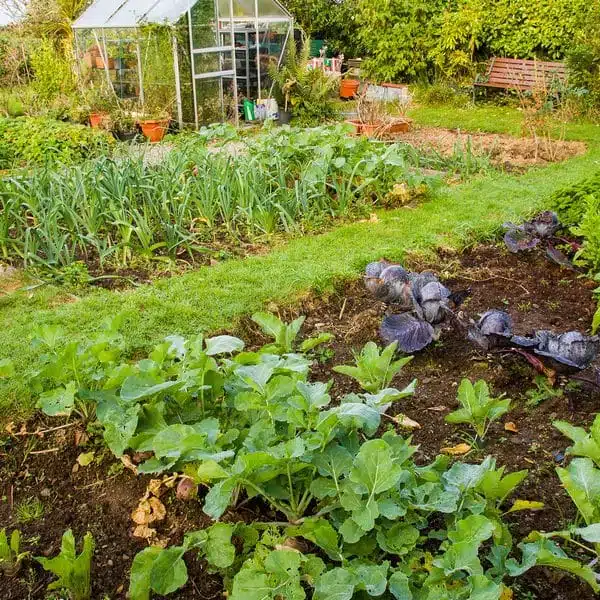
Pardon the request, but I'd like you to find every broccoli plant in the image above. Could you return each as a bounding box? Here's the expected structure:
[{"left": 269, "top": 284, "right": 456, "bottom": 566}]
[
  {"left": 333, "top": 341, "right": 414, "bottom": 393},
  {"left": 36, "top": 530, "right": 94, "bottom": 600},
  {"left": 0, "top": 528, "right": 28, "bottom": 577},
  {"left": 445, "top": 379, "right": 511, "bottom": 440}
]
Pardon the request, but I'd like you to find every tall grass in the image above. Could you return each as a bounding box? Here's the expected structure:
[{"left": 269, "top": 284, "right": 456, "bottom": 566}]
[{"left": 0, "top": 124, "right": 488, "bottom": 272}]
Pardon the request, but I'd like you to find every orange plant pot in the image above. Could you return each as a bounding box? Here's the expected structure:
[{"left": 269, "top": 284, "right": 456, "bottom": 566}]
[
  {"left": 89, "top": 112, "right": 108, "bottom": 129},
  {"left": 140, "top": 119, "right": 170, "bottom": 143},
  {"left": 340, "top": 79, "right": 360, "bottom": 99}
]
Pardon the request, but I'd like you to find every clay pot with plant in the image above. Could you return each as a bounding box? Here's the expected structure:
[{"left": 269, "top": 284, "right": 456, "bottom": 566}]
[
  {"left": 346, "top": 89, "right": 412, "bottom": 138},
  {"left": 85, "top": 84, "right": 115, "bottom": 129}
]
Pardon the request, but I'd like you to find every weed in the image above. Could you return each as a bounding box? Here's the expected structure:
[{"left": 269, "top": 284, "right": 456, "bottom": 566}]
[{"left": 15, "top": 498, "right": 44, "bottom": 524}]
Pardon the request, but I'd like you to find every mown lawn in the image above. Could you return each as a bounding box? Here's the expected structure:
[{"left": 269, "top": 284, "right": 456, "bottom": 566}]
[{"left": 2, "top": 105, "right": 599, "bottom": 421}]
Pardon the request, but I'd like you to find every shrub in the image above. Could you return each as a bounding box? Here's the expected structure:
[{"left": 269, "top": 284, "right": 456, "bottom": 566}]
[
  {"left": 30, "top": 38, "right": 75, "bottom": 103},
  {"left": 356, "top": 0, "right": 593, "bottom": 83},
  {"left": 269, "top": 39, "right": 338, "bottom": 125},
  {"left": 549, "top": 172, "right": 600, "bottom": 227},
  {"left": 0, "top": 117, "right": 113, "bottom": 168},
  {"left": 571, "top": 194, "right": 600, "bottom": 274}
]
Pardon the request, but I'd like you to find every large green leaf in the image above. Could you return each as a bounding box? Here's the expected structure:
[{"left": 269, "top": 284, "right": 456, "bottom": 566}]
[
  {"left": 350, "top": 439, "right": 403, "bottom": 495},
  {"left": 314, "top": 567, "right": 358, "bottom": 600},
  {"left": 556, "top": 458, "right": 600, "bottom": 525},
  {"left": 289, "top": 518, "right": 341, "bottom": 561},
  {"left": 128, "top": 547, "right": 162, "bottom": 600},
  {"left": 203, "top": 478, "right": 237, "bottom": 519},
  {"left": 205, "top": 523, "right": 236, "bottom": 569},
  {"left": 120, "top": 376, "right": 181, "bottom": 402},
  {"left": 507, "top": 538, "right": 599, "bottom": 592},
  {"left": 149, "top": 546, "right": 188, "bottom": 596},
  {"left": 205, "top": 335, "right": 245, "bottom": 356},
  {"left": 37, "top": 382, "right": 76, "bottom": 417}
]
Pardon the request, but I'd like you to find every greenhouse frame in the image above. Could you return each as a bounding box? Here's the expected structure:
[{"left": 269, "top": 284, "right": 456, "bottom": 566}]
[{"left": 73, "top": 0, "right": 294, "bottom": 127}]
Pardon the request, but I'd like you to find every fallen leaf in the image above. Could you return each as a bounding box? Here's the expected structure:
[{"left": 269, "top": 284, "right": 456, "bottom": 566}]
[
  {"left": 77, "top": 451, "right": 95, "bottom": 467},
  {"left": 133, "top": 524, "right": 156, "bottom": 540},
  {"left": 524, "top": 458, "right": 535, "bottom": 465},
  {"left": 74, "top": 430, "right": 89, "bottom": 446},
  {"left": 148, "top": 497, "right": 166, "bottom": 521},
  {"left": 504, "top": 422, "right": 519, "bottom": 433},
  {"left": 500, "top": 586, "right": 514, "bottom": 600},
  {"left": 148, "top": 479, "right": 163, "bottom": 497},
  {"left": 441, "top": 443, "right": 471, "bottom": 455},
  {"left": 427, "top": 405, "right": 448, "bottom": 412},
  {"left": 4, "top": 422, "right": 15, "bottom": 435},
  {"left": 394, "top": 414, "right": 421, "bottom": 429},
  {"left": 507, "top": 499, "right": 545, "bottom": 513}
]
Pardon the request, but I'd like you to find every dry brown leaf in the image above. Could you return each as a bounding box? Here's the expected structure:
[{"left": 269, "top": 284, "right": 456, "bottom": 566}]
[
  {"left": 133, "top": 524, "right": 156, "bottom": 539},
  {"left": 504, "top": 422, "right": 519, "bottom": 433},
  {"left": 395, "top": 415, "right": 421, "bottom": 429},
  {"left": 148, "top": 497, "right": 166, "bottom": 521},
  {"left": 148, "top": 479, "right": 163, "bottom": 497},
  {"left": 427, "top": 405, "right": 448, "bottom": 412},
  {"left": 74, "top": 430, "right": 89, "bottom": 446},
  {"left": 441, "top": 443, "right": 472, "bottom": 456}
]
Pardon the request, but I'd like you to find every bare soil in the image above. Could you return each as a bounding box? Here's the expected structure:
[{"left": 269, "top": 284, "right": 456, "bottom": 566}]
[
  {"left": 397, "top": 126, "right": 586, "bottom": 171},
  {"left": 1, "top": 244, "right": 598, "bottom": 599}
]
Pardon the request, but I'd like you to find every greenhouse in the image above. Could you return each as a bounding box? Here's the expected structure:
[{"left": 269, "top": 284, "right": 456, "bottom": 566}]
[{"left": 72, "top": 0, "right": 294, "bottom": 127}]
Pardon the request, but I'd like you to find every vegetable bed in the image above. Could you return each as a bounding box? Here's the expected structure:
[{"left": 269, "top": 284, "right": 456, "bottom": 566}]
[{"left": 1, "top": 243, "right": 598, "bottom": 600}]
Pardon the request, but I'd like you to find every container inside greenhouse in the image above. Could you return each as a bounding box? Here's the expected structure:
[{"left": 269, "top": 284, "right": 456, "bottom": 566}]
[{"left": 73, "top": 0, "right": 294, "bottom": 128}]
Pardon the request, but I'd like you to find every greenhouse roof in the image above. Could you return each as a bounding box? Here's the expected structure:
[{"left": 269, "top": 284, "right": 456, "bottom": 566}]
[{"left": 73, "top": 0, "right": 292, "bottom": 29}]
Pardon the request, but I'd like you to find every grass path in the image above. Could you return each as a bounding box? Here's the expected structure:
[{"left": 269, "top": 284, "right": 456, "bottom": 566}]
[{"left": 2, "top": 106, "right": 600, "bottom": 420}]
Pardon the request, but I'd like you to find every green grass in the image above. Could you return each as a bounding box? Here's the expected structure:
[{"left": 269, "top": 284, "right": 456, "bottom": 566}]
[{"left": 2, "top": 105, "right": 599, "bottom": 422}]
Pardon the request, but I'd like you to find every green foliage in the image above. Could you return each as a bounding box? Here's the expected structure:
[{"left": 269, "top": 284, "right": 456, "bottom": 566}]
[
  {"left": 30, "top": 38, "right": 75, "bottom": 103},
  {"left": 285, "top": 0, "right": 363, "bottom": 56},
  {"left": 0, "top": 116, "right": 113, "bottom": 170},
  {"left": 0, "top": 124, "right": 438, "bottom": 271},
  {"left": 571, "top": 194, "right": 600, "bottom": 274},
  {"left": 333, "top": 341, "right": 414, "bottom": 393},
  {"left": 549, "top": 171, "right": 600, "bottom": 227},
  {"left": 565, "top": 0, "right": 600, "bottom": 114},
  {"left": 269, "top": 38, "right": 338, "bottom": 125},
  {"left": 555, "top": 414, "right": 600, "bottom": 467},
  {"left": 36, "top": 530, "right": 94, "bottom": 600},
  {"left": 129, "top": 523, "right": 238, "bottom": 599},
  {"left": 445, "top": 379, "right": 511, "bottom": 439},
  {"left": 525, "top": 375, "right": 564, "bottom": 407},
  {"left": 0, "top": 528, "right": 29, "bottom": 577},
  {"left": 356, "top": 0, "right": 593, "bottom": 82},
  {"left": 28, "top": 316, "right": 600, "bottom": 597}
]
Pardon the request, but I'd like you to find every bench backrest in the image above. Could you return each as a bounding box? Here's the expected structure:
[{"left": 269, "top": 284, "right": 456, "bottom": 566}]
[{"left": 485, "top": 57, "right": 567, "bottom": 90}]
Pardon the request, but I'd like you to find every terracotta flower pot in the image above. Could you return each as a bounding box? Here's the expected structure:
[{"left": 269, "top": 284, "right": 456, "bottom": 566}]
[
  {"left": 387, "top": 117, "right": 412, "bottom": 134},
  {"left": 345, "top": 118, "right": 412, "bottom": 137},
  {"left": 139, "top": 119, "right": 170, "bottom": 143},
  {"left": 89, "top": 112, "right": 108, "bottom": 129},
  {"left": 340, "top": 79, "right": 360, "bottom": 99}
]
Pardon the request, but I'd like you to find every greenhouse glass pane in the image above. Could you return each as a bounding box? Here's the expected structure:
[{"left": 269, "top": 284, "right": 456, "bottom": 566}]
[
  {"left": 144, "top": 0, "right": 192, "bottom": 24},
  {"left": 106, "top": 0, "right": 155, "bottom": 27},
  {"left": 73, "top": 0, "right": 125, "bottom": 28}
]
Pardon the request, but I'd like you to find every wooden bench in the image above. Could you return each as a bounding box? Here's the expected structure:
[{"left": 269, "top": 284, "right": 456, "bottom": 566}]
[{"left": 474, "top": 57, "right": 568, "bottom": 92}]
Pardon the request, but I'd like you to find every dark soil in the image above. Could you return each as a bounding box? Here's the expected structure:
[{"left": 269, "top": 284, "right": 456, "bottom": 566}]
[{"left": 2, "top": 243, "right": 599, "bottom": 599}]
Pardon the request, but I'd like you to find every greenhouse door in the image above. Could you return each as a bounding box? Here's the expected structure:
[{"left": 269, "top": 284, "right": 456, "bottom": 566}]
[{"left": 188, "top": 0, "right": 238, "bottom": 126}]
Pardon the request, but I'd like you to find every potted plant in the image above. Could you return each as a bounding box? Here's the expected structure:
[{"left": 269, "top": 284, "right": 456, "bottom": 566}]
[
  {"left": 345, "top": 90, "right": 412, "bottom": 138},
  {"left": 138, "top": 106, "right": 171, "bottom": 143},
  {"left": 269, "top": 38, "right": 338, "bottom": 126},
  {"left": 84, "top": 83, "right": 114, "bottom": 129},
  {"left": 340, "top": 74, "right": 360, "bottom": 99},
  {"left": 110, "top": 103, "right": 140, "bottom": 142}
]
